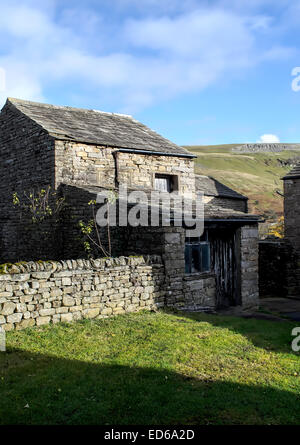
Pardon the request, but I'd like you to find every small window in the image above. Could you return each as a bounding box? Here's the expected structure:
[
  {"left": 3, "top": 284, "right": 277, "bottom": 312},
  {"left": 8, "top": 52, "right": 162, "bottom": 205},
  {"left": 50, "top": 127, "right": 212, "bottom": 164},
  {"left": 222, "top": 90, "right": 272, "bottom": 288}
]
[
  {"left": 185, "top": 231, "right": 210, "bottom": 274},
  {"left": 155, "top": 174, "right": 178, "bottom": 192}
]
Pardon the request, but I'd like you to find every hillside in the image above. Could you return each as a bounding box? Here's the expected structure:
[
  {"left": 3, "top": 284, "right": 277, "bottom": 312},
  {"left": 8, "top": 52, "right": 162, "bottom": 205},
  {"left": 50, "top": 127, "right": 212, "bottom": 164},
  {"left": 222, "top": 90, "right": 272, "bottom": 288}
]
[{"left": 185, "top": 144, "right": 300, "bottom": 221}]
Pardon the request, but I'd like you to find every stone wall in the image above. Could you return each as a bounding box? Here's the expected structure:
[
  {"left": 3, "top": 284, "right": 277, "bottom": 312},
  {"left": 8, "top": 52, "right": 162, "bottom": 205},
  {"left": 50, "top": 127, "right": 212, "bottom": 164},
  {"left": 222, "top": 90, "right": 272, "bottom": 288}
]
[
  {"left": 0, "top": 221, "right": 260, "bottom": 332},
  {"left": 159, "top": 224, "right": 259, "bottom": 311},
  {"left": 58, "top": 184, "right": 149, "bottom": 260},
  {"left": 284, "top": 178, "right": 300, "bottom": 252},
  {"left": 160, "top": 227, "right": 216, "bottom": 310},
  {"left": 0, "top": 255, "right": 165, "bottom": 331},
  {"left": 55, "top": 141, "right": 196, "bottom": 199},
  {"left": 284, "top": 177, "right": 300, "bottom": 297},
  {"left": 239, "top": 225, "right": 259, "bottom": 308},
  {"left": 258, "top": 240, "right": 287, "bottom": 297},
  {"left": 0, "top": 248, "right": 219, "bottom": 332},
  {"left": 119, "top": 223, "right": 259, "bottom": 310}
]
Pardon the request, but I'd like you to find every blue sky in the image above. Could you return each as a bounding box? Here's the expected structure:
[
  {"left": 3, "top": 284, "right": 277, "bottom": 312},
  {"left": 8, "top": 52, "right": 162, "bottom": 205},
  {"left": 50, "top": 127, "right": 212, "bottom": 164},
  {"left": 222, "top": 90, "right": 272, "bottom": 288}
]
[{"left": 1, "top": 0, "right": 300, "bottom": 145}]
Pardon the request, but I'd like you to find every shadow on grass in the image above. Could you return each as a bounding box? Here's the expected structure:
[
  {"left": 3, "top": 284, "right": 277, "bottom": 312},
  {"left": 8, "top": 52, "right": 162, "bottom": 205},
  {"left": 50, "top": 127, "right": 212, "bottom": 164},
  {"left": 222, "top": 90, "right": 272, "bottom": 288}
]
[
  {"left": 169, "top": 309, "right": 300, "bottom": 355},
  {"left": 0, "top": 347, "right": 299, "bottom": 425}
]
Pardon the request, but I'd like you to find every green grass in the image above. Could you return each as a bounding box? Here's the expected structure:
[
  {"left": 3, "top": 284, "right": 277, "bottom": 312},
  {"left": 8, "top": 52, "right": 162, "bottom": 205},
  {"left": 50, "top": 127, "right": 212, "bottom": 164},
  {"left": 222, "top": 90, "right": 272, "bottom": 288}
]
[
  {"left": 0, "top": 311, "right": 300, "bottom": 425},
  {"left": 185, "top": 144, "right": 300, "bottom": 219}
]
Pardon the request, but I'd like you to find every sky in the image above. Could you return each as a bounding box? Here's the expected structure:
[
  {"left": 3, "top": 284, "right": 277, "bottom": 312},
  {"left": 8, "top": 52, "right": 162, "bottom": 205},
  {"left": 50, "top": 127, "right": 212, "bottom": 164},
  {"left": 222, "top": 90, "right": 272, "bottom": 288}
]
[{"left": 1, "top": 0, "right": 300, "bottom": 145}]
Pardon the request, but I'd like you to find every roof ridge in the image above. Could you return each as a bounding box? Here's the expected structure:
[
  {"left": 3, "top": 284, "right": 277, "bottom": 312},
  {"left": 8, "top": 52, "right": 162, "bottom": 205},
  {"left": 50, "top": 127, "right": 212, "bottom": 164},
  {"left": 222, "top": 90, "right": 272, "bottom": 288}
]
[{"left": 7, "top": 97, "right": 134, "bottom": 120}]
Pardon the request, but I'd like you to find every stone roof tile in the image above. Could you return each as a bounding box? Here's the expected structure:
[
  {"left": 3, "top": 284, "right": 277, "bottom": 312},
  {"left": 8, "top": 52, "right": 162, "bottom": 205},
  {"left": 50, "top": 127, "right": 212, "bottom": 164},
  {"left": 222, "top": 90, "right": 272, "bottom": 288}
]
[
  {"left": 282, "top": 163, "right": 300, "bottom": 180},
  {"left": 6, "top": 98, "right": 194, "bottom": 157},
  {"left": 195, "top": 174, "right": 247, "bottom": 200}
]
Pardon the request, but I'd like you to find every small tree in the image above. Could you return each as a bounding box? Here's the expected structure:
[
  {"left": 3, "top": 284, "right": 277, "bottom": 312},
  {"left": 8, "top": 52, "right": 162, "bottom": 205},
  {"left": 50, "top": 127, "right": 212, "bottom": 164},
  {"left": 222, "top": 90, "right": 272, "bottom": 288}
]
[
  {"left": 79, "top": 191, "right": 117, "bottom": 258},
  {"left": 12, "top": 186, "right": 65, "bottom": 259}
]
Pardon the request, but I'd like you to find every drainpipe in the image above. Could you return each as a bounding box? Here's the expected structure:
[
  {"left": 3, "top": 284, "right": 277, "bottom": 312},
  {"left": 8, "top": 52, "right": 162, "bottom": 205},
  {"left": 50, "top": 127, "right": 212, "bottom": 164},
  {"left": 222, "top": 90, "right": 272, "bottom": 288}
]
[{"left": 113, "top": 151, "right": 120, "bottom": 189}]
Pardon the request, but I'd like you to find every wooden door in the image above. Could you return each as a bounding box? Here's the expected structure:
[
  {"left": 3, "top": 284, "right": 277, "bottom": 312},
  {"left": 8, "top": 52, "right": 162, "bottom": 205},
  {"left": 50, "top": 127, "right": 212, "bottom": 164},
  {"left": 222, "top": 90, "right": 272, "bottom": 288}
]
[{"left": 209, "top": 229, "right": 238, "bottom": 308}]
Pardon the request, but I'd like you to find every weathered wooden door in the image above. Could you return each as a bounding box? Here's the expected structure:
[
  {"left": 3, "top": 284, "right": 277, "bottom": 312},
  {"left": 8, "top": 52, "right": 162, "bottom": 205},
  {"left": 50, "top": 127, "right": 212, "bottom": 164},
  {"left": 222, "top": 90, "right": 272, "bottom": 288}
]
[{"left": 209, "top": 229, "right": 239, "bottom": 308}]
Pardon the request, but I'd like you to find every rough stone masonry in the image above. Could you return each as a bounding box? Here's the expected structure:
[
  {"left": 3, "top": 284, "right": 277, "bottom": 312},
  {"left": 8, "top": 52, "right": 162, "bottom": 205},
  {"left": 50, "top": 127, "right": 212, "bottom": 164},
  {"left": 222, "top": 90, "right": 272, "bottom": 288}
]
[
  {"left": 0, "top": 256, "right": 166, "bottom": 331},
  {"left": 283, "top": 164, "right": 300, "bottom": 297}
]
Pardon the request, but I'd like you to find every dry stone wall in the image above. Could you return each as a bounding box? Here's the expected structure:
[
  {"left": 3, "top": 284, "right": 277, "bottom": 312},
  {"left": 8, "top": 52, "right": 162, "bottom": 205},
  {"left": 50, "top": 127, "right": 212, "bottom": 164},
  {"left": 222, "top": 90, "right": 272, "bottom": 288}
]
[
  {"left": 0, "top": 222, "right": 260, "bottom": 332},
  {"left": 0, "top": 255, "right": 165, "bottom": 331}
]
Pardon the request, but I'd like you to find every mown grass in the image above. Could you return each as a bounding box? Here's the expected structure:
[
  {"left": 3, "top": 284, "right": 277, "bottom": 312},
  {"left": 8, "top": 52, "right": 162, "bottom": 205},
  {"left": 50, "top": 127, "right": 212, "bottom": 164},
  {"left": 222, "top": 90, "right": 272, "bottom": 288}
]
[
  {"left": 0, "top": 311, "right": 299, "bottom": 425},
  {"left": 185, "top": 144, "right": 300, "bottom": 218}
]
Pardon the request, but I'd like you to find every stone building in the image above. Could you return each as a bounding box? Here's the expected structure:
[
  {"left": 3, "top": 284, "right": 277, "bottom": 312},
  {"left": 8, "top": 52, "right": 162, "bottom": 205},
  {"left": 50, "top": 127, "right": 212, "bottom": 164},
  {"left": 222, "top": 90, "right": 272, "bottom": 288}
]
[
  {"left": 282, "top": 163, "right": 300, "bottom": 297},
  {"left": 0, "top": 98, "right": 260, "bottom": 310},
  {"left": 195, "top": 175, "right": 248, "bottom": 212}
]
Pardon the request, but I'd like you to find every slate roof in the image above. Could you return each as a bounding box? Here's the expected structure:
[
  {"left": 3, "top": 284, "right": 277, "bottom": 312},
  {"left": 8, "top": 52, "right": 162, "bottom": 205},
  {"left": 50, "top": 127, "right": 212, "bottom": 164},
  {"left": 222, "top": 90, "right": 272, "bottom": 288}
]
[
  {"left": 67, "top": 184, "right": 259, "bottom": 221},
  {"left": 282, "top": 163, "right": 300, "bottom": 180},
  {"left": 195, "top": 174, "right": 247, "bottom": 200},
  {"left": 204, "top": 204, "right": 260, "bottom": 221},
  {"left": 5, "top": 98, "right": 194, "bottom": 157}
]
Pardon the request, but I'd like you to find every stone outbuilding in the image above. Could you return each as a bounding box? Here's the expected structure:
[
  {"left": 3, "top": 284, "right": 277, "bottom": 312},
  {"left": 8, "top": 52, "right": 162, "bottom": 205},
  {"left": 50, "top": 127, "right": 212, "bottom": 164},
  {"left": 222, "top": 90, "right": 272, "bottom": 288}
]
[
  {"left": 195, "top": 174, "right": 248, "bottom": 213},
  {"left": 0, "top": 98, "right": 260, "bottom": 310}
]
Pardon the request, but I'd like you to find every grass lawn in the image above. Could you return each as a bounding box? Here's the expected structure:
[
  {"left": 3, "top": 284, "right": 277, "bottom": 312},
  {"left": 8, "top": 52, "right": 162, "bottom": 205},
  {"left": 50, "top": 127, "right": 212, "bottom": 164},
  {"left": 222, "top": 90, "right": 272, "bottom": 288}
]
[{"left": 0, "top": 310, "right": 299, "bottom": 425}]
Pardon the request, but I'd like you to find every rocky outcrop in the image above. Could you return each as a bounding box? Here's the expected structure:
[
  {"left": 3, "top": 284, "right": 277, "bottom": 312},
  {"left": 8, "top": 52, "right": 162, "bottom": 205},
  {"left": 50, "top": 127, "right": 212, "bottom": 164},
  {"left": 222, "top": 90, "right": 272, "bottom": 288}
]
[{"left": 233, "top": 143, "right": 300, "bottom": 153}]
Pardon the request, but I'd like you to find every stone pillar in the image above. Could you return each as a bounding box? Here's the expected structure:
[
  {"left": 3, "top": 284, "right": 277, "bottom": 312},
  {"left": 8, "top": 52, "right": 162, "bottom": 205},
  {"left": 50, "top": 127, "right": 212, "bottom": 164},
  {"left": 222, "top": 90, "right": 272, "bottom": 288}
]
[
  {"left": 284, "top": 178, "right": 300, "bottom": 250},
  {"left": 162, "top": 227, "right": 186, "bottom": 308},
  {"left": 283, "top": 166, "right": 300, "bottom": 297},
  {"left": 240, "top": 225, "right": 259, "bottom": 309}
]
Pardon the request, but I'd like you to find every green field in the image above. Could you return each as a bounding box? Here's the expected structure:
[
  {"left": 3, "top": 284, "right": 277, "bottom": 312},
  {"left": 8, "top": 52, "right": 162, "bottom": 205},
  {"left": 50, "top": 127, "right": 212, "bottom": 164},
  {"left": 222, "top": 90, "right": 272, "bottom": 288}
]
[
  {"left": 1, "top": 311, "right": 299, "bottom": 425},
  {"left": 185, "top": 144, "right": 300, "bottom": 220}
]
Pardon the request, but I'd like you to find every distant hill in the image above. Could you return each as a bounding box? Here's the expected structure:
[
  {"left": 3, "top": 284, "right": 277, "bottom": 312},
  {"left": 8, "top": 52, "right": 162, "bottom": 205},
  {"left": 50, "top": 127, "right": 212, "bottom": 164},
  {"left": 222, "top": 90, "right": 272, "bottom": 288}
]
[{"left": 184, "top": 143, "right": 300, "bottom": 221}]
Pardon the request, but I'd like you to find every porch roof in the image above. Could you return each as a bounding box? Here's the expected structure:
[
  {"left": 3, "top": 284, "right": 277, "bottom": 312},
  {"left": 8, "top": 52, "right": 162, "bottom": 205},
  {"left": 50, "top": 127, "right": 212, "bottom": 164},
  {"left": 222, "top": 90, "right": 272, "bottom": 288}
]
[{"left": 64, "top": 184, "right": 261, "bottom": 223}]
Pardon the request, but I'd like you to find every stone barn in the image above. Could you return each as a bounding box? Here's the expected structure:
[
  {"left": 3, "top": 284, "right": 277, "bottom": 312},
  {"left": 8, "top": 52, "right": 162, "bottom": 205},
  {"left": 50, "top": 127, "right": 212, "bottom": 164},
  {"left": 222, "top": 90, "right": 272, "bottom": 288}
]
[{"left": 0, "top": 98, "right": 260, "bottom": 310}]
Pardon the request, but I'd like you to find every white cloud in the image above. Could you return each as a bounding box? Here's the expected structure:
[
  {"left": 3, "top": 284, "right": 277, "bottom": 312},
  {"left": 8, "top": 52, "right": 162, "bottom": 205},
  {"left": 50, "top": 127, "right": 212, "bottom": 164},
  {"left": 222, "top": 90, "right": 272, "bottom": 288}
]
[
  {"left": 258, "top": 134, "right": 280, "bottom": 143},
  {"left": 0, "top": 1, "right": 296, "bottom": 112},
  {"left": 125, "top": 10, "right": 255, "bottom": 57}
]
